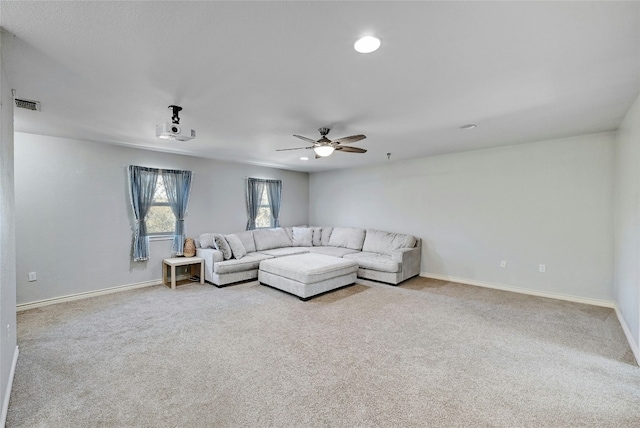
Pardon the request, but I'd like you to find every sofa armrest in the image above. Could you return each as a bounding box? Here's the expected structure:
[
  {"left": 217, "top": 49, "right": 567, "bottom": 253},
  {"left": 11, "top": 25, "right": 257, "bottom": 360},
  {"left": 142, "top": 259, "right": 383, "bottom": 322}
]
[
  {"left": 196, "top": 248, "right": 224, "bottom": 283},
  {"left": 391, "top": 246, "right": 422, "bottom": 281}
]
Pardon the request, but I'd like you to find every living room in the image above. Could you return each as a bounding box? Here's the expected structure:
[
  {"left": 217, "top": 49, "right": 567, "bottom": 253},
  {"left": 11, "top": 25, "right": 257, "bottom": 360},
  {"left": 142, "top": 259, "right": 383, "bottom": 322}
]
[{"left": 1, "top": 1, "right": 639, "bottom": 426}]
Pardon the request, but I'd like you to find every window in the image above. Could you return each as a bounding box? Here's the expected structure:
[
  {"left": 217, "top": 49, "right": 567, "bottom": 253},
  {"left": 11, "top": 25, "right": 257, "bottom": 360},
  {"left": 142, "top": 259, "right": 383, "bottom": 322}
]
[
  {"left": 246, "top": 178, "right": 282, "bottom": 230},
  {"left": 147, "top": 176, "right": 176, "bottom": 236},
  {"left": 254, "top": 186, "right": 272, "bottom": 229},
  {"left": 128, "top": 165, "right": 193, "bottom": 261}
]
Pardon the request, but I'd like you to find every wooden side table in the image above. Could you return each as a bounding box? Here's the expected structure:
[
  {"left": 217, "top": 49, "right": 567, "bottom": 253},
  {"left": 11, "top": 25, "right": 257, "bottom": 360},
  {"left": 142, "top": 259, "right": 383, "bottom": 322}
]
[{"left": 162, "top": 257, "right": 205, "bottom": 289}]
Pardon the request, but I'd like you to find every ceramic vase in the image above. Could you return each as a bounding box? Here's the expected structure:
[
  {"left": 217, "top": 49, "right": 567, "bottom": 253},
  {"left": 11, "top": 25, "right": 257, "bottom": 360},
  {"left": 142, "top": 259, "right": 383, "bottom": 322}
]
[{"left": 183, "top": 238, "right": 196, "bottom": 257}]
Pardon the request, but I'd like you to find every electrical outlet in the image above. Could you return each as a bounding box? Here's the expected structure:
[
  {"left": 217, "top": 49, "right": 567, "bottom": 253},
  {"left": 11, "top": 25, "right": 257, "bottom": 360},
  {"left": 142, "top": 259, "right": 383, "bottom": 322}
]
[
  {"left": 500, "top": 260, "right": 507, "bottom": 268},
  {"left": 539, "top": 264, "right": 546, "bottom": 273},
  {"left": 28, "top": 272, "right": 37, "bottom": 282}
]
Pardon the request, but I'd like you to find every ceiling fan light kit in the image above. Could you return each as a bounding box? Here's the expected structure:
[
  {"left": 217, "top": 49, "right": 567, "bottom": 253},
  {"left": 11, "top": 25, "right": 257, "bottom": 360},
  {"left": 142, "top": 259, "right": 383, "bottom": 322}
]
[{"left": 314, "top": 146, "right": 335, "bottom": 157}]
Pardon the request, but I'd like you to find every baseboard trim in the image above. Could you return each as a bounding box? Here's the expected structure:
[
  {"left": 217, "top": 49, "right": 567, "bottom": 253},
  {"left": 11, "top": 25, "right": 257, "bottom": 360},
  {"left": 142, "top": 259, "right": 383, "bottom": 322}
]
[
  {"left": 16, "top": 279, "right": 164, "bottom": 312},
  {"left": 1, "top": 345, "right": 19, "bottom": 427},
  {"left": 420, "top": 272, "right": 614, "bottom": 308},
  {"left": 613, "top": 304, "right": 640, "bottom": 366}
]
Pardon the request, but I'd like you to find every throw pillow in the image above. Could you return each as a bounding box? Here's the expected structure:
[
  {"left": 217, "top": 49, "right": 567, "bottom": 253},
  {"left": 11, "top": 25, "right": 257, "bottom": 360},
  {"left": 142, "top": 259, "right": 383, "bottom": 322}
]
[
  {"left": 199, "top": 233, "right": 215, "bottom": 249},
  {"left": 235, "top": 231, "right": 257, "bottom": 253},
  {"left": 284, "top": 227, "right": 294, "bottom": 241},
  {"left": 284, "top": 225, "right": 307, "bottom": 241},
  {"left": 321, "top": 227, "right": 333, "bottom": 246},
  {"left": 311, "top": 227, "right": 322, "bottom": 246},
  {"left": 292, "top": 227, "right": 313, "bottom": 247},
  {"left": 225, "top": 234, "right": 247, "bottom": 260},
  {"left": 213, "top": 234, "right": 232, "bottom": 260}
]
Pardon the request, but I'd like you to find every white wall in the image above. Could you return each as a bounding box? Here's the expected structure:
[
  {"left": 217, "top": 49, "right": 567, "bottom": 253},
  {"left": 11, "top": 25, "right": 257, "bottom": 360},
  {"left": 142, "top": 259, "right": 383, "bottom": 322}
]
[
  {"left": 310, "top": 132, "right": 615, "bottom": 303},
  {"left": 614, "top": 92, "right": 640, "bottom": 357},
  {"left": 14, "top": 133, "right": 309, "bottom": 305},
  {"left": 0, "top": 28, "right": 18, "bottom": 425}
]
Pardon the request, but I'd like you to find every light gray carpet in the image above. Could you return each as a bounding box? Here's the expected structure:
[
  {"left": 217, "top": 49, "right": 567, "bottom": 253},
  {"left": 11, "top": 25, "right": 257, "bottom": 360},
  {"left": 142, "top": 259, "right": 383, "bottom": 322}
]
[{"left": 7, "top": 277, "right": 640, "bottom": 427}]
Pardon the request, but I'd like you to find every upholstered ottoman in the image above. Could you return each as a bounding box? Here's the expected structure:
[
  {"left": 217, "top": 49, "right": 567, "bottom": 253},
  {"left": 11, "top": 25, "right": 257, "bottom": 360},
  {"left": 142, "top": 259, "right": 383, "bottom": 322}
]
[{"left": 258, "top": 253, "right": 358, "bottom": 301}]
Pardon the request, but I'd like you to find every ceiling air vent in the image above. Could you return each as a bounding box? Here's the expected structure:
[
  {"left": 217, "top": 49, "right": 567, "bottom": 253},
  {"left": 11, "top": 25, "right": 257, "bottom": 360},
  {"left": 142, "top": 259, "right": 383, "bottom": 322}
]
[{"left": 15, "top": 98, "right": 41, "bottom": 111}]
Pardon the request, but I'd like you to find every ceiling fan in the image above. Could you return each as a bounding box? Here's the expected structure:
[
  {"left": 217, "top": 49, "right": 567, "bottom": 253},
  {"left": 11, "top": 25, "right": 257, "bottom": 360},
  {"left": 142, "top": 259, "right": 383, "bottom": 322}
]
[{"left": 277, "top": 127, "right": 367, "bottom": 158}]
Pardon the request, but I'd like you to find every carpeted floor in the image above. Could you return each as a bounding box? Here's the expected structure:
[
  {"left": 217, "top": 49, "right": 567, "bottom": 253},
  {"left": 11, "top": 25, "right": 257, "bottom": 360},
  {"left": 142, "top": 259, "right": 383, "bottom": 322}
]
[{"left": 7, "top": 277, "right": 640, "bottom": 427}]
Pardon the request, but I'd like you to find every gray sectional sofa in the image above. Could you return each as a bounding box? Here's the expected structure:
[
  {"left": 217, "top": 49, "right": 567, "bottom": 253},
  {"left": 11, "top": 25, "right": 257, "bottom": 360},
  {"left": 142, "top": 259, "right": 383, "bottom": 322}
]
[{"left": 196, "top": 226, "right": 421, "bottom": 287}]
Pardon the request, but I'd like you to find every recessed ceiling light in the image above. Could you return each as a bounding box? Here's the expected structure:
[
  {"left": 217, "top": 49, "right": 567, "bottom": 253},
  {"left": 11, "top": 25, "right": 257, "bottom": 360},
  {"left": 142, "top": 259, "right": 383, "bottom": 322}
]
[
  {"left": 300, "top": 156, "right": 309, "bottom": 161},
  {"left": 460, "top": 124, "right": 477, "bottom": 130},
  {"left": 354, "top": 36, "right": 381, "bottom": 54}
]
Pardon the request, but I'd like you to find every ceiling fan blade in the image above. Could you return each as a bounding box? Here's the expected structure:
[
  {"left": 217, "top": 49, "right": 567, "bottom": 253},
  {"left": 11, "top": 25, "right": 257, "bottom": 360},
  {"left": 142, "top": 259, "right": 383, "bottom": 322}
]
[
  {"left": 331, "top": 134, "right": 366, "bottom": 145},
  {"left": 335, "top": 146, "right": 367, "bottom": 153},
  {"left": 293, "top": 134, "right": 318, "bottom": 144},
  {"left": 276, "top": 146, "right": 314, "bottom": 151}
]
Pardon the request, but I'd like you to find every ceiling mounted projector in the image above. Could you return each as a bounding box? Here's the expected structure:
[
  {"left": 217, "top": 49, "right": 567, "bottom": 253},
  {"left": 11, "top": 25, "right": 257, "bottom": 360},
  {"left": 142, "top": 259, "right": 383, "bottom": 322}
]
[
  {"left": 156, "top": 122, "right": 196, "bottom": 142},
  {"left": 156, "top": 105, "right": 196, "bottom": 142}
]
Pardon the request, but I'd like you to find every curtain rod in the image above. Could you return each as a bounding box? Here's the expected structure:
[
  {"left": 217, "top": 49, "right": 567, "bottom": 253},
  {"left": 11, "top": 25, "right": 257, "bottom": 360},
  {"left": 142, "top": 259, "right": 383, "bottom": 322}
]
[{"left": 127, "top": 165, "right": 192, "bottom": 174}]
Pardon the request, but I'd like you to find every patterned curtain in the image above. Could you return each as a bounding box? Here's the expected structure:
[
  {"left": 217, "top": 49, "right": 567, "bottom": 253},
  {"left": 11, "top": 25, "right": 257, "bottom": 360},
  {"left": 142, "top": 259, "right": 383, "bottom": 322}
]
[
  {"left": 266, "top": 180, "right": 282, "bottom": 228},
  {"left": 162, "top": 169, "right": 193, "bottom": 255},
  {"left": 246, "top": 178, "right": 266, "bottom": 230},
  {"left": 128, "top": 166, "right": 159, "bottom": 262}
]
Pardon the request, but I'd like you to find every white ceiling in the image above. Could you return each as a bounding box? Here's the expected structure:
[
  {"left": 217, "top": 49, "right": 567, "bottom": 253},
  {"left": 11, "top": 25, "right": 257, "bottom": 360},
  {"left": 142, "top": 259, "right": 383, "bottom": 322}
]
[{"left": 1, "top": 1, "right": 638, "bottom": 173}]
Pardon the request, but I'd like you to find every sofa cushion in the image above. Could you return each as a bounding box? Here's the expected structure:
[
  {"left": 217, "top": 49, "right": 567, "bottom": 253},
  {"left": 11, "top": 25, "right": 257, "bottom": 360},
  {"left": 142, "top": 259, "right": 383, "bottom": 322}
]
[
  {"left": 257, "top": 247, "right": 310, "bottom": 258},
  {"left": 213, "top": 253, "right": 274, "bottom": 274},
  {"left": 235, "top": 231, "right": 257, "bottom": 253},
  {"left": 292, "top": 227, "right": 313, "bottom": 247},
  {"left": 225, "top": 234, "right": 247, "bottom": 260},
  {"left": 362, "top": 229, "right": 416, "bottom": 256},
  {"left": 311, "top": 227, "right": 322, "bottom": 246},
  {"left": 343, "top": 252, "right": 401, "bottom": 273},
  {"left": 307, "top": 246, "right": 360, "bottom": 258},
  {"left": 321, "top": 227, "right": 333, "bottom": 246},
  {"left": 253, "top": 228, "right": 293, "bottom": 251},
  {"left": 213, "top": 234, "right": 232, "bottom": 260},
  {"left": 327, "top": 227, "right": 366, "bottom": 250}
]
